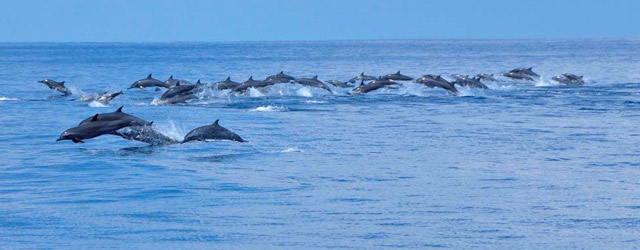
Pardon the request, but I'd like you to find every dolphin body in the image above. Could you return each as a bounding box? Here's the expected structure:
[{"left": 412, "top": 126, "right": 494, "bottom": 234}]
[
  {"left": 452, "top": 76, "right": 489, "bottom": 89},
  {"left": 57, "top": 114, "right": 133, "bottom": 143},
  {"left": 414, "top": 75, "right": 459, "bottom": 95},
  {"left": 233, "top": 76, "right": 274, "bottom": 93},
  {"left": 293, "top": 76, "right": 333, "bottom": 93},
  {"left": 382, "top": 71, "right": 414, "bottom": 81},
  {"left": 450, "top": 74, "right": 467, "bottom": 80},
  {"left": 183, "top": 120, "right": 246, "bottom": 143},
  {"left": 128, "top": 74, "right": 170, "bottom": 89},
  {"left": 265, "top": 71, "right": 295, "bottom": 83},
  {"left": 96, "top": 91, "right": 123, "bottom": 103},
  {"left": 348, "top": 72, "right": 377, "bottom": 83},
  {"left": 215, "top": 77, "right": 241, "bottom": 90},
  {"left": 350, "top": 79, "right": 389, "bottom": 94},
  {"left": 164, "top": 75, "right": 191, "bottom": 87},
  {"left": 161, "top": 81, "right": 196, "bottom": 99},
  {"left": 476, "top": 73, "right": 497, "bottom": 82},
  {"left": 79, "top": 106, "right": 151, "bottom": 127},
  {"left": 114, "top": 125, "right": 180, "bottom": 146},
  {"left": 503, "top": 67, "right": 539, "bottom": 81},
  {"left": 552, "top": 73, "right": 585, "bottom": 85},
  {"left": 38, "top": 79, "right": 72, "bottom": 95},
  {"left": 503, "top": 71, "right": 535, "bottom": 81},
  {"left": 326, "top": 80, "right": 352, "bottom": 88}
]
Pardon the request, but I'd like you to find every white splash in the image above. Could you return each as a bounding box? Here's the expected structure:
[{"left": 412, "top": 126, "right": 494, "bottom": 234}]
[
  {"left": 0, "top": 97, "right": 18, "bottom": 101},
  {"left": 88, "top": 100, "right": 109, "bottom": 107},
  {"left": 252, "top": 105, "right": 288, "bottom": 112},
  {"left": 155, "top": 121, "right": 186, "bottom": 141},
  {"left": 296, "top": 87, "right": 313, "bottom": 97},
  {"left": 248, "top": 87, "right": 266, "bottom": 97},
  {"left": 281, "top": 147, "right": 302, "bottom": 153}
]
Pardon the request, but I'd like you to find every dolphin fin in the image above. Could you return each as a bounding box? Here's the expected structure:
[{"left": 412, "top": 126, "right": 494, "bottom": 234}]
[
  {"left": 528, "top": 67, "right": 532, "bottom": 71},
  {"left": 225, "top": 76, "right": 231, "bottom": 82},
  {"left": 90, "top": 113, "right": 99, "bottom": 122},
  {"left": 116, "top": 106, "right": 123, "bottom": 112},
  {"left": 396, "top": 71, "right": 401, "bottom": 74},
  {"left": 147, "top": 73, "right": 152, "bottom": 79},
  {"left": 280, "top": 71, "right": 284, "bottom": 74},
  {"left": 579, "top": 75, "right": 584, "bottom": 79},
  {"left": 196, "top": 79, "right": 201, "bottom": 84},
  {"left": 313, "top": 75, "right": 318, "bottom": 80},
  {"left": 360, "top": 72, "right": 364, "bottom": 76},
  {"left": 169, "top": 75, "right": 173, "bottom": 80},
  {"left": 213, "top": 119, "right": 220, "bottom": 126},
  {"left": 71, "top": 137, "right": 84, "bottom": 143},
  {"left": 176, "top": 81, "right": 180, "bottom": 86},
  {"left": 60, "top": 81, "right": 65, "bottom": 85},
  {"left": 249, "top": 76, "right": 253, "bottom": 81}
]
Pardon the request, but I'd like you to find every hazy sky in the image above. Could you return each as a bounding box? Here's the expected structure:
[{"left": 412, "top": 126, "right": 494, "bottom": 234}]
[{"left": 1, "top": 0, "right": 638, "bottom": 42}]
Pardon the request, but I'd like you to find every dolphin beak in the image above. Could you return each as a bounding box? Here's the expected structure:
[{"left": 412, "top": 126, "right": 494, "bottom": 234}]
[
  {"left": 56, "top": 138, "right": 63, "bottom": 142},
  {"left": 37, "top": 80, "right": 44, "bottom": 83}
]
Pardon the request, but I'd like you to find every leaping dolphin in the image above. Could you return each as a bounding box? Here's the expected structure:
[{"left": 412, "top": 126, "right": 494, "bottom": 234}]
[
  {"left": 382, "top": 71, "right": 414, "bottom": 81},
  {"left": 233, "top": 76, "right": 274, "bottom": 92},
  {"left": 128, "top": 74, "right": 170, "bottom": 89},
  {"left": 182, "top": 120, "right": 246, "bottom": 143},
  {"left": 414, "top": 75, "right": 459, "bottom": 95},
  {"left": 551, "top": 73, "right": 585, "bottom": 85},
  {"left": 293, "top": 75, "right": 333, "bottom": 93},
  {"left": 476, "top": 73, "right": 497, "bottom": 82},
  {"left": 452, "top": 76, "right": 489, "bottom": 89},
  {"left": 96, "top": 91, "right": 123, "bottom": 103},
  {"left": 57, "top": 114, "right": 134, "bottom": 143},
  {"left": 326, "top": 79, "right": 352, "bottom": 88},
  {"left": 38, "top": 79, "right": 72, "bottom": 95},
  {"left": 265, "top": 71, "right": 295, "bottom": 83},
  {"left": 348, "top": 72, "right": 376, "bottom": 83},
  {"left": 215, "top": 76, "right": 241, "bottom": 90},
  {"left": 79, "top": 106, "right": 151, "bottom": 127}
]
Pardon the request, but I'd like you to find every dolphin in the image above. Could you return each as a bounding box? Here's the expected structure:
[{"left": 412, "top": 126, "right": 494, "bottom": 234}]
[
  {"left": 233, "top": 76, "right": 275, "bottom": 92},
  {"left": 183, "top": 120, "right": 246, "bottom": 143},
  {"left": 114, "top": 125, "right": 179, "bottom": 146},
  {"left": 326, "top": 79, "right": 352, "bottom": 88},
  {"left": 160, "top": 93, "right": 197, "bottom": 104},
  {"left": 160, "top": 81, "right": 196, "bottom": 100},
  {"left": 503, "top": 71, "right": 535, "bottom": 81},
  {"left": 293, "top": 76, "right": 333, "bottom": 93},
  {"left": 79, "top": 106, "right": 151, "bottom": 127},
  {"left": 164, "top": 75, "right": 191, "bottom": 87},
  {"left": 265, "top": 71, "right": 295, "bottom": 83},
  {"left": 57, "top": 114, "right": 134, "bottom": 143},
  {"left": 382, "top": 71, "right": 414, "bottom": 81},
  {"left": 38, "top": 79, "right": 72, "bottom": 95},
  {"left": 452, "top": 76, "right": 489, "bottom": 89},
  {"left": 551, "top": 73, "right": 585, "bottom": 85},
  {"left": 348, "top": 72, "right": 377, "bottom": 83},
  {"left": 96, "top": 91, "right": 123, "bottom": 103},
  {"left": 215, "top": 76, "right": 241, "bottom": 90},
  {"left": 510, "top": 67, "right": 540, "bottom": 78},
  {"left": 476, "top": 73, "right": 497, "bottom": 82},
  {"left": 350, "top": 80, "right": 387, "bottom": 94},
  {"left": 414, "top": 75, "right": 459, "bottom": 95},
  {"left": 128, "top": 74, "right": 170, "bottom": 89}
]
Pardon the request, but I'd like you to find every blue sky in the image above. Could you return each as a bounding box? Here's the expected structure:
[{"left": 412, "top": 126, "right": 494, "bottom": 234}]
[{"left": 1, "top": 0, "right": 638, "bottom": 42}]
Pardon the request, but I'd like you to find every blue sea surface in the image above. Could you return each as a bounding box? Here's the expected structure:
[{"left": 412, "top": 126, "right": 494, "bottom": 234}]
[{"left": 1, "top": 40, "right": 640, "bottom": 249}]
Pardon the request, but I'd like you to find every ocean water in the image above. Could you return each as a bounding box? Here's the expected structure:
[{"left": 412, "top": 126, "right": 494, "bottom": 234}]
[{"left": 1, "top": 40, "right": 640, "bottom": 249}]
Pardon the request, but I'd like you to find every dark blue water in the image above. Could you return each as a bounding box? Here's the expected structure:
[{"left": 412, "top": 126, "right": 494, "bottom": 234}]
[{"left": 1, "top": 40, "right": 640, "bottom": 249}]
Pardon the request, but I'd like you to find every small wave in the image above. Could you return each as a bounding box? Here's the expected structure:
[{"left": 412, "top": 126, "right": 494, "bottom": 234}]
[
  {"left": 0, "top": 96, "right": 18, "bottom": 101},
  {"left": 304, "top": 100, "right": 327, "bottom": 104},
  {"left": 88, "top": 100, "right": 109, "bottom": 107},
  {"left": 247, "top": 88, "right": 266, "bottom": 97},
  {"left": 252, "top": 105, "right": 288, "bottom": 112},
  {"left": 281, "top": 147, "right": 302, "bottom": 153},
  {"left": 149, "top": 98, "right": 166, "bottom": 106}
]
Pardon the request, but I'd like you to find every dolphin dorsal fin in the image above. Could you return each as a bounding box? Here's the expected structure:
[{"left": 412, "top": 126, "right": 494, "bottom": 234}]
[
  {"left": 280, "top": 71, "right": 284, "bottom": 74},
  {"left": 196, "top": 79, "right": 201, "bottom": 84},
  {"left": 528, "top": 67, "right": 532, "bottom": 70},
  {"left": 60, "top": 81, "right": 65, "bottom": 85},
  {"left": 175, "top": 81, "right": 180, "bottom": 86},
  {"left": 249, "top": 76, "right": 254, "bottom": 81},
  {"left": 213, "top": 119, "right": 220, "bottom": 126},
  {"left": 360, "top": 72, "right": 364, "bottom": 76},
  {"left": 116, "top": 106, "right": 123, "bottom": 112},
  {"left": 91, "top": 113, "right": 99, "bottom": 122},
  {"left": 396, "top": 71, "right": 400, "bottom": 74},
  {"left": 147, "top": 74, "right": 152, "bottom": 79},
  {"left": 225, "top": 76, "right": 231, "bottom": 82},
  {"left": 169, "top": 75, "right": 173, "bottom": 80},
  {"left": 313, "top": 75, "right": 318, "bottom": 80}
]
